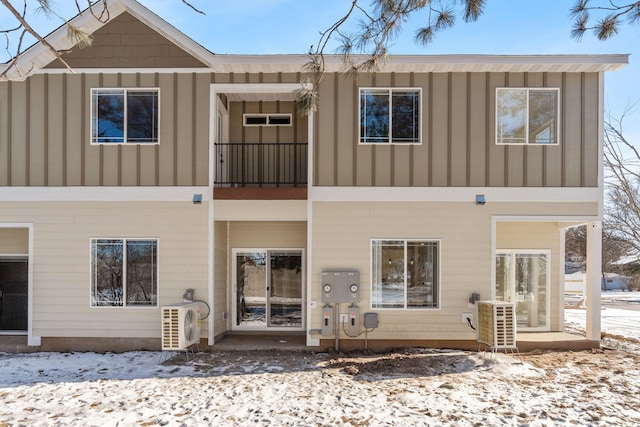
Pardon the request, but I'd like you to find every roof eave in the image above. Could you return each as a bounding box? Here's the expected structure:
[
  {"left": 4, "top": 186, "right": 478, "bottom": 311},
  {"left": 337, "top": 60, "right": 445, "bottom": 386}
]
[{"left": 208, "top": 54, "right": 629, "bottom": 74}]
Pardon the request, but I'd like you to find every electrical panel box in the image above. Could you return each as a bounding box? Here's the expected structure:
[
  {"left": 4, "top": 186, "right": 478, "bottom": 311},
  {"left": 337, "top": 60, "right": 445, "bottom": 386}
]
[
  {"left": 321, "top": 270, "right": 360, "bottom": 303},
  {"left": 321, "top": 305, "right": 334, "bottom": 336},
  {"left": 346, "top": 306, "right": 360, "bottom": 336},
  {"left": 364, "top": 312, "right": 379, "bottom": 328}
]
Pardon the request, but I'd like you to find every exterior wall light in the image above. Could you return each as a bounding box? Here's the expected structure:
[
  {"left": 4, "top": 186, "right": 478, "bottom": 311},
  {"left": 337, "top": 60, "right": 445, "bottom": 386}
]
[
  {"left": 193, "top": 194, "right": 203, "bottom": 204},
  {"left": 475, "top": 194, "right": 486, "bottom": 205}
]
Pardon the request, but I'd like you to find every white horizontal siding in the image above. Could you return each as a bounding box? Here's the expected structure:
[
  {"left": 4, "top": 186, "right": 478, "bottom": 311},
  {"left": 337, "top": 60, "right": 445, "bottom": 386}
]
[
  {"left": 311, "top": 201, "right": 491, "bottom": 341},
  {"left": 0, "top": 201, "right": 209, "bottom": 339},
  {"left": 311, "top": 201, "right": 581, "bottom": 341}
]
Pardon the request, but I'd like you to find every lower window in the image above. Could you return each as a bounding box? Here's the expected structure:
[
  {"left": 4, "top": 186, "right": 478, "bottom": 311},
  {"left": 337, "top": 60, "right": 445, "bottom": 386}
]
[
  {"left": 372, "top": 240, "right": 439, "bottom": 309},
  {"left": 91, "top": 238, "right": 158, "bottom": 307}
]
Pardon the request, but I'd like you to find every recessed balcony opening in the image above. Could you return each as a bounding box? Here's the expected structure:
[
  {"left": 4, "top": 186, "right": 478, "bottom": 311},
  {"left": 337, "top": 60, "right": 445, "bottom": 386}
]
[{"left": 213, "top": 87, "right": 308, "bottom": 200}]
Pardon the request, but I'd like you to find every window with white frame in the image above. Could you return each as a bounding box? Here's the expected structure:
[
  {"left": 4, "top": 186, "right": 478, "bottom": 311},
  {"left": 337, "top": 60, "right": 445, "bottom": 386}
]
[
  {"left": 91, "top": 238, "right": 158, "bottom": 307},
  {"left": 372, "top": 240, "right": 439, "bottom": 309},
  {"left": 243, "top": 113, "right": 292, "bottom": 126},
  {"left": 91, "top": 89, "right": 159, "bottom": 144},
  {"left": 360, "top": 88, "right": 421, "bottom": 144},
  {"left": 496, "top": 88, "right": 559, "bottom": 145}
]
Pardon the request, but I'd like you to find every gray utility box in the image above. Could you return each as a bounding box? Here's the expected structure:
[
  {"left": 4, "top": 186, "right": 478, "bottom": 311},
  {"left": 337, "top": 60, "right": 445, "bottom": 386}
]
[
  {"left": 346, "top": 305, "right": 360, "bottom": 336},
  {"left": 321, "top": 305, "right": 334, "bottom": 336},
  {"left": 364, "top": 312, "right": 379, "bottom": 328},
  {"left": 321, "top": 270, "right": 360, "bottom": 303}
]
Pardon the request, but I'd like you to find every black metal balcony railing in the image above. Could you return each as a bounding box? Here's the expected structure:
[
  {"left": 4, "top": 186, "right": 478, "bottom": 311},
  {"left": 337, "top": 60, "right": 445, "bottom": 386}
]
[{"left": 214, "top": 142, "right": 308, "bottom": 187}]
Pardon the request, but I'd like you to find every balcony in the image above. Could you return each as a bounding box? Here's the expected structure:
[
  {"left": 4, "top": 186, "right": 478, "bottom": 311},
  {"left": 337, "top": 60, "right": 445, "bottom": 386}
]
[{"left": 214, "top": 142, "right": 308, "bottom": 200}]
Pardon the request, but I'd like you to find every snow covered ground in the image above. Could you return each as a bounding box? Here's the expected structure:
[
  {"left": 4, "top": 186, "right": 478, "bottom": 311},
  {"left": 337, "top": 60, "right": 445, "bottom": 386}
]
[
  {"left": 1, "top": 294, "right": 640, "bottom": 426},
  {"left": 566, "top": 291, "right": 640, "bottom": 341}
]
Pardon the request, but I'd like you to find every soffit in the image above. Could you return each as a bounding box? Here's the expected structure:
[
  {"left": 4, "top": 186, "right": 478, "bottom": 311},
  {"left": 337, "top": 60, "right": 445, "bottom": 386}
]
[{"left": 209, "top": 54, "right": 629, "bottom": 74}]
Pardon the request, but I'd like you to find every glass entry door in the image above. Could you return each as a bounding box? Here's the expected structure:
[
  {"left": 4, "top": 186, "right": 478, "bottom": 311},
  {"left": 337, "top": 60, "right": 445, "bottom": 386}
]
[
  {"left": 0, "top": 257, "right": 28, "bottom": 332},
  {"left": 496, "top": 251, "right": 550, "bottom": 331},
  {"left": 234, "top": 250, "right": 303, "bottom": 330}
]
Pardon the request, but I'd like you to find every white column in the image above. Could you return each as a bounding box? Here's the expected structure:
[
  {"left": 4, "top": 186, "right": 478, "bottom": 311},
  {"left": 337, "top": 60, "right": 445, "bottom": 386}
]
[{"left": 585, "top": 221, "right": 602, "bottom": 341}]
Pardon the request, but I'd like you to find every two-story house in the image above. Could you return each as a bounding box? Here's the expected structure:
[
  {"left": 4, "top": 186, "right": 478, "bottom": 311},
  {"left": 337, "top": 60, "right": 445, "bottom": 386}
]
[{"left": 0, "top": 0, "right": 627, "bottom": 352}]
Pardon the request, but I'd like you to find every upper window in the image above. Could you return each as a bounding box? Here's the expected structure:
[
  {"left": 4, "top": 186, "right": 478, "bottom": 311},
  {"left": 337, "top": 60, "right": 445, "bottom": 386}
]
[
  {"left": 360, "top": 88, "right": 421, "bottom": 144},
  {"left": 496, "top": 88, "right": 559, "bottom": 145},
  {"left": 91, "top": 238, "right": 158, "bottom": 307},
  {"left": 243, "top": 113, "right": 292, "bottom": 126},
  {"left": 91, "top": 89, "right": 159, "bottom": 144},
  {"left": 371, "top": 239, "right": 439, "bottom": 309}
]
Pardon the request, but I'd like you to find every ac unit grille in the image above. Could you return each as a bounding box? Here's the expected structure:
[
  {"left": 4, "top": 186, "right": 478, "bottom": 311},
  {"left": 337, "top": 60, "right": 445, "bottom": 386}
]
[
  {"left": 161, "top": 303, "right": 201, "bottom": 351},
  {"left": 477, "top": 301, "right": 517, "bottom": 350}
]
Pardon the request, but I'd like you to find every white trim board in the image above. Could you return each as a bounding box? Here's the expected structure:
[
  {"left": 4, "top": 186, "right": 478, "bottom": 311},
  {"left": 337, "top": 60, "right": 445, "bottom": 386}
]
[
  {"left": 0, "top": 187, "right": 210, "bottom": 202},
  {"left": 309, "top": 187, "right": 601, "bottom": 203}
]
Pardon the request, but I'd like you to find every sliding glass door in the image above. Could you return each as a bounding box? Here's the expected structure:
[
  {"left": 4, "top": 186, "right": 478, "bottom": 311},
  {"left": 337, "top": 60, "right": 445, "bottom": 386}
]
[
  {"left": 234, "top": 249, "right": 303, "bottom": 330},
  {"left": 496, "top": 250, "right": 550, "bottom": 331}
]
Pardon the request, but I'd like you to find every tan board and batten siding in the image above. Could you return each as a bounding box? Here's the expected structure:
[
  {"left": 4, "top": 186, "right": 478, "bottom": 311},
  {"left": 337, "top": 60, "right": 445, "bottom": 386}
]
[
  {"left": 0, "top": 202, "right": 208, "bottom": 340},
  {"left": 0, "top": 72, "right": 210, "bottom": 187},
  {"left": 315, "top": 71, "right": 600, "bottom": 188},
  {"left": 228, "top": 101, "right": 306, "bottom": 144}
]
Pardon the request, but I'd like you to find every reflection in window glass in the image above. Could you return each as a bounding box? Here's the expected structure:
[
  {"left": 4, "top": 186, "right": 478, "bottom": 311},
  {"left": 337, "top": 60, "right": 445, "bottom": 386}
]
[
  {"left": 496, "top": 89, "right": 527, "bottom": 144},
  {"left": 496, "top": 88, "right": 558, "bottom": 145},
  {"left": 407, "top": 241, "right": 438, "bottom": 309},
  {"left": 372, "top": 240, "right": 439, "bottom": 309},
  {"left": 495, "top": 251, "right": 548, "bottom": 329},
  {"left": 127, "top": 91, "right": 158, "bottom": 142},
  {"left": 126, "top": 240, "right": 158, "bottom": 306},
  {"left": 92, "top": 89, "right": 159, "bottom": 144},
  {"left": 92, "top": 239, "right": 124, "bottom": 306},
  {"left": 360, "top": 88, "right": 420, "bottom": 144},
  {"left": 361, "top": 89, "right": 390, "bottom": 143},
  {"left": 93, "top": 90, "right": 125, "bottom": 143},
  {"left": 392, "top": 90, "right": 420, "bottom": 143},
  {"left": 528, "top": 90, "right": 557, "bottom": 144},
  {"left": 91, "top": 239, "right": 158, "bottom": 307}
]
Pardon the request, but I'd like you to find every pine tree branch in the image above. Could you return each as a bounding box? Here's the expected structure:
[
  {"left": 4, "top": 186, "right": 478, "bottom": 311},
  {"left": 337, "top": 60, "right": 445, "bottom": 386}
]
[{"left": 0, "top": 0, "right": 75, "bottom": 76}]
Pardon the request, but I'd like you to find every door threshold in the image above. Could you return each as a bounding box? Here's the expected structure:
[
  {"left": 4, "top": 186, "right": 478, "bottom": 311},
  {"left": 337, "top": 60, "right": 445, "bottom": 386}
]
[{"left": 227, "top": 330, "right": 306, "bottom": 336}]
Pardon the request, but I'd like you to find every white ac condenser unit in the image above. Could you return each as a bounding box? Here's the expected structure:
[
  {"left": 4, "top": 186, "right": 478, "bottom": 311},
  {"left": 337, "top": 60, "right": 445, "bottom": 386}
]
[
  {"left": 161, "top": 302, "right": 201, "bottom": 351},
  {"left": 476, "top": 301, "right": 517, "bottom": 350}
]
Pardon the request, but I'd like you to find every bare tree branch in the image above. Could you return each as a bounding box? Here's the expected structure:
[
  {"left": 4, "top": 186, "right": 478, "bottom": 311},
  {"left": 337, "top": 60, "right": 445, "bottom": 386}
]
[{"left": 604, "top": 105, "right": 640, "bottom": 255}]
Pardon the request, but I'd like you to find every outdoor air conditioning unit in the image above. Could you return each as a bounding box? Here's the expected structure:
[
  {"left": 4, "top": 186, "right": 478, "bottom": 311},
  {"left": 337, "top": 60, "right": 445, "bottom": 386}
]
[
  {"left": 161, "top": 302, "right": 201, "bottom": 351},
  {"left": 476, "top": 301, "right": 517, "bottom": 350}
]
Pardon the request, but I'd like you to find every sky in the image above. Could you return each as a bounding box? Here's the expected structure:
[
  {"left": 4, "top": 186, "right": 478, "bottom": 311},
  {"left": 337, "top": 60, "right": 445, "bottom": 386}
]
[{"left": 1, "top": 0, "right": 639, "bottom": 140}]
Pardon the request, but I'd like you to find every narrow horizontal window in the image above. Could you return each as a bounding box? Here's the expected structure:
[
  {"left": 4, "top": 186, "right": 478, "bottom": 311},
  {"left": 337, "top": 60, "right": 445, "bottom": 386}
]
[
  {"left": 91, "top": 88, "right": 159, "bottom": 144},
  {"left": 496, "top": 88, "right": 558, "bottom": 145},
  {"left": 243, "top": 114, "right": 292, "bottom": 127}
]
